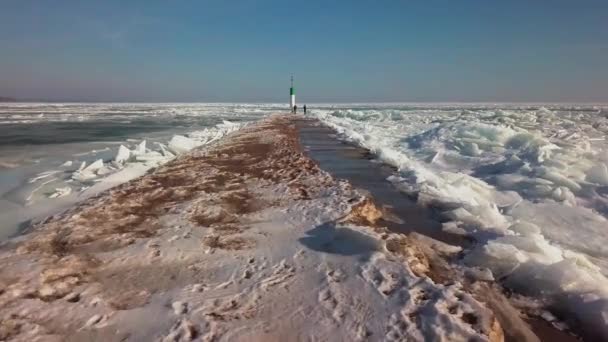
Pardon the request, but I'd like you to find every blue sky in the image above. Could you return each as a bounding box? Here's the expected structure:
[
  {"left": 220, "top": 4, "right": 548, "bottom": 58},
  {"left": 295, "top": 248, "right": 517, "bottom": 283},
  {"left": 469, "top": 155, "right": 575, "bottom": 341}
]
[{"left": 1, "top": 0, "right": 607, "bottom": 102}]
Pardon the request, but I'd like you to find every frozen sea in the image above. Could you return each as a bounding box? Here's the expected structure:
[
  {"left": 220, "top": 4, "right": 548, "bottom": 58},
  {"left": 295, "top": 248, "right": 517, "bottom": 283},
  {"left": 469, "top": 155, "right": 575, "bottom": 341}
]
[
  {"left": 2, "top": 102, "right": 608, "bottom": 334},
  {"left": 0, "top": 103, "right": 282, "bottom": 239}
]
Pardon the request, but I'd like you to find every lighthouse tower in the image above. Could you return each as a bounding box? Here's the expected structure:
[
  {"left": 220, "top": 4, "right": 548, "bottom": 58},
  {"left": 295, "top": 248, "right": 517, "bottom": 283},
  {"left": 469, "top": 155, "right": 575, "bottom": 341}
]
[{"left": 289, "top": 75, "right": 295, "bottom": 112}]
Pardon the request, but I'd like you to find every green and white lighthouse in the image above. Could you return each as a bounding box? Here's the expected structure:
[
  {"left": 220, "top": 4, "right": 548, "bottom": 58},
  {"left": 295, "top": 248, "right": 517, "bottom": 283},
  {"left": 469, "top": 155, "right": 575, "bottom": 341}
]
[{"left": 289, "top": 75, "right": 296, "bottom": 111}]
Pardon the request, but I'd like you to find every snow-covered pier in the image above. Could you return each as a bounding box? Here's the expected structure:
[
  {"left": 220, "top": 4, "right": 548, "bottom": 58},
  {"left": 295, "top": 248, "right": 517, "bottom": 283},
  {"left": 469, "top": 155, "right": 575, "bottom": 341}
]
[{"left": 0, "top": 115, "right": 583, "bottom": 341}]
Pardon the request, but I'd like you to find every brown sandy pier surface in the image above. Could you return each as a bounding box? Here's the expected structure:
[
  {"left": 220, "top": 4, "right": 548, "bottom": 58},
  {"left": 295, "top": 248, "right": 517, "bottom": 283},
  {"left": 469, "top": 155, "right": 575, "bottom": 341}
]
[{"left": 0, "top": 115, "right": 578, "bottom": 341}]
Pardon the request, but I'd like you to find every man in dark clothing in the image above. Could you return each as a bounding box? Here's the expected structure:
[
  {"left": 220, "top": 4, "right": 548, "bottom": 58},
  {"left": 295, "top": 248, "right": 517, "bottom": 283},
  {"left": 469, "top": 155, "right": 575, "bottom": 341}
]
[
  {"left": 293, "top": 105, "right": 297, "bottom": 114},
  {"left": 304, "top": 105, "right": 307, "bottom": 114}
]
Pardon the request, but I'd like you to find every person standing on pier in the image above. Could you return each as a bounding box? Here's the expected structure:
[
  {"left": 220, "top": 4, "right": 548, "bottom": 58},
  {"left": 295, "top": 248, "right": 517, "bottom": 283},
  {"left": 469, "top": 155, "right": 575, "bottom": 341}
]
[
  {"left": 304, "top": 105, "right": 307, "bottom": 114},
  {"left": 293, "top": 105, "right": 298, "bottom": 114}
]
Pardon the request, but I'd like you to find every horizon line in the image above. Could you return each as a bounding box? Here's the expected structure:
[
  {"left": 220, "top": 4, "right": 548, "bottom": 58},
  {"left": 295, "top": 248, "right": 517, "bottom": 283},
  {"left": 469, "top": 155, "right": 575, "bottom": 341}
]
[{"left": 2, "top": 100, "right": 608, "bottom": 106}]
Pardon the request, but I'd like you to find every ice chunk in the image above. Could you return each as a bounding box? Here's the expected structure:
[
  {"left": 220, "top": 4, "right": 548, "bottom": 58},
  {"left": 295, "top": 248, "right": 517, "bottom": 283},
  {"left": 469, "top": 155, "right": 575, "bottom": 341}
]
[
  {"left": 551, "top": 186, "right": 576, "bottom": 205},
  {"left": 156, "top": 143, "right": 176, "bottom": 158},
  {"left": 60, "top": 161, "right": 73, "bottom": 167},
  {"left": 537, "top": 167, "right": 582, "bottom": 192},
  {"left": 464, "top": 242, "right": 529, "bottom": 279},
  {"left": 114, "top": 145, "right": 130, "bottom": 165},
  {"left": 82, "top": 159, "right": 104, "bottom": 173},
  {"left": 586, "top": 163, "right": 608, "bottom": 185},
  {"left": 135, "top": 151, "right": 171, "bottom": 165},
  {"left": 505, "top": 132, "right": 537, "bottom": 149},
  {"left": 441, "top": 221, "right": 468, "bottom": 235},
  {"left": 528, "top": 143, "right": 560, "bottom": 163},
  {"left": 48, "top": 187, "right": 72, "bottom": 199},
  {"left": 531, "top": 259, "right": 599, "bottom": 294},
  {"left": 444, "top": 203, "right": 509, "bottom": 231},
  {"left": 465, "top": 267, "right": 495, "bottom": 282},
  {"left": 563, "top": 250, "right": 602, "bottom": 272},
  {"left": 72, "top": 159, "right": 103, "bottom": 182},
  {"left": 494, "top": 234, "right": 563, "bottom": 265},
  {"left": 135, "top": 140, "right": 146, "bottom": 155},
  {"left": 508, "top": 221, "right": 541, "bottom": 236},
  {"left": 72, "top": 171, "right": 97, "bottom": 182},
  {"left": 461, "top": 142, "right": 481, "bottom": 156},
  {"left": 28, "top": 170, "right": 59, "bottom": 183},
  {"left": 96, "top": 165, "right": 114, "bottom": 176},
  {"left": 169, "top": 135, "right": 200, "bottom": 155},
  {"left": 444, "top": 208, "right": 476, "bottom": 225},
  {"left": 81, "top": 163, "right": 150, "bottom": 196}
]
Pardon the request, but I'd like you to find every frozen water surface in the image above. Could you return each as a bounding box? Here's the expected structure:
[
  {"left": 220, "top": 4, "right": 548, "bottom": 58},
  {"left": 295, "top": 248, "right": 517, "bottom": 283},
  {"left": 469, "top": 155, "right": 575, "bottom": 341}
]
[
  {"left": 311, "top": 103, "right": 608, "bottom": 335},
  {"left": 0, "top": 103, "right": 281, "bottom": 239}
]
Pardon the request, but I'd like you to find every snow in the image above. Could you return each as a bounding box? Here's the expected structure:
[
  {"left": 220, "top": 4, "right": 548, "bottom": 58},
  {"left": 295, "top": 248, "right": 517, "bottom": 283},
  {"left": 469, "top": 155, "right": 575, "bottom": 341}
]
[{"left": 312, "top": 104, "right": 608, "bottom": 335}]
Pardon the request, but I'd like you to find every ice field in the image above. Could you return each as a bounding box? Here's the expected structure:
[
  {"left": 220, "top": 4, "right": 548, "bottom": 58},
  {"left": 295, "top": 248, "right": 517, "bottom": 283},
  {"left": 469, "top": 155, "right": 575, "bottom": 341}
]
[
  {"left": 0, "top": 103, "right": 282, "bottom": 239},
  {"left": 311, "top": 103, "right": 608, "bottom": 333}
]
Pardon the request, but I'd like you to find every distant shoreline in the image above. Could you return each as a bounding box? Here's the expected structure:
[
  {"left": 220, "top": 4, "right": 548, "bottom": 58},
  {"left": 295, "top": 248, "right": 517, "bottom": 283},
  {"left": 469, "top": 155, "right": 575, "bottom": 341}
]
[{"left": 1, "top": 100, "right": 607, "bottom": 106}]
